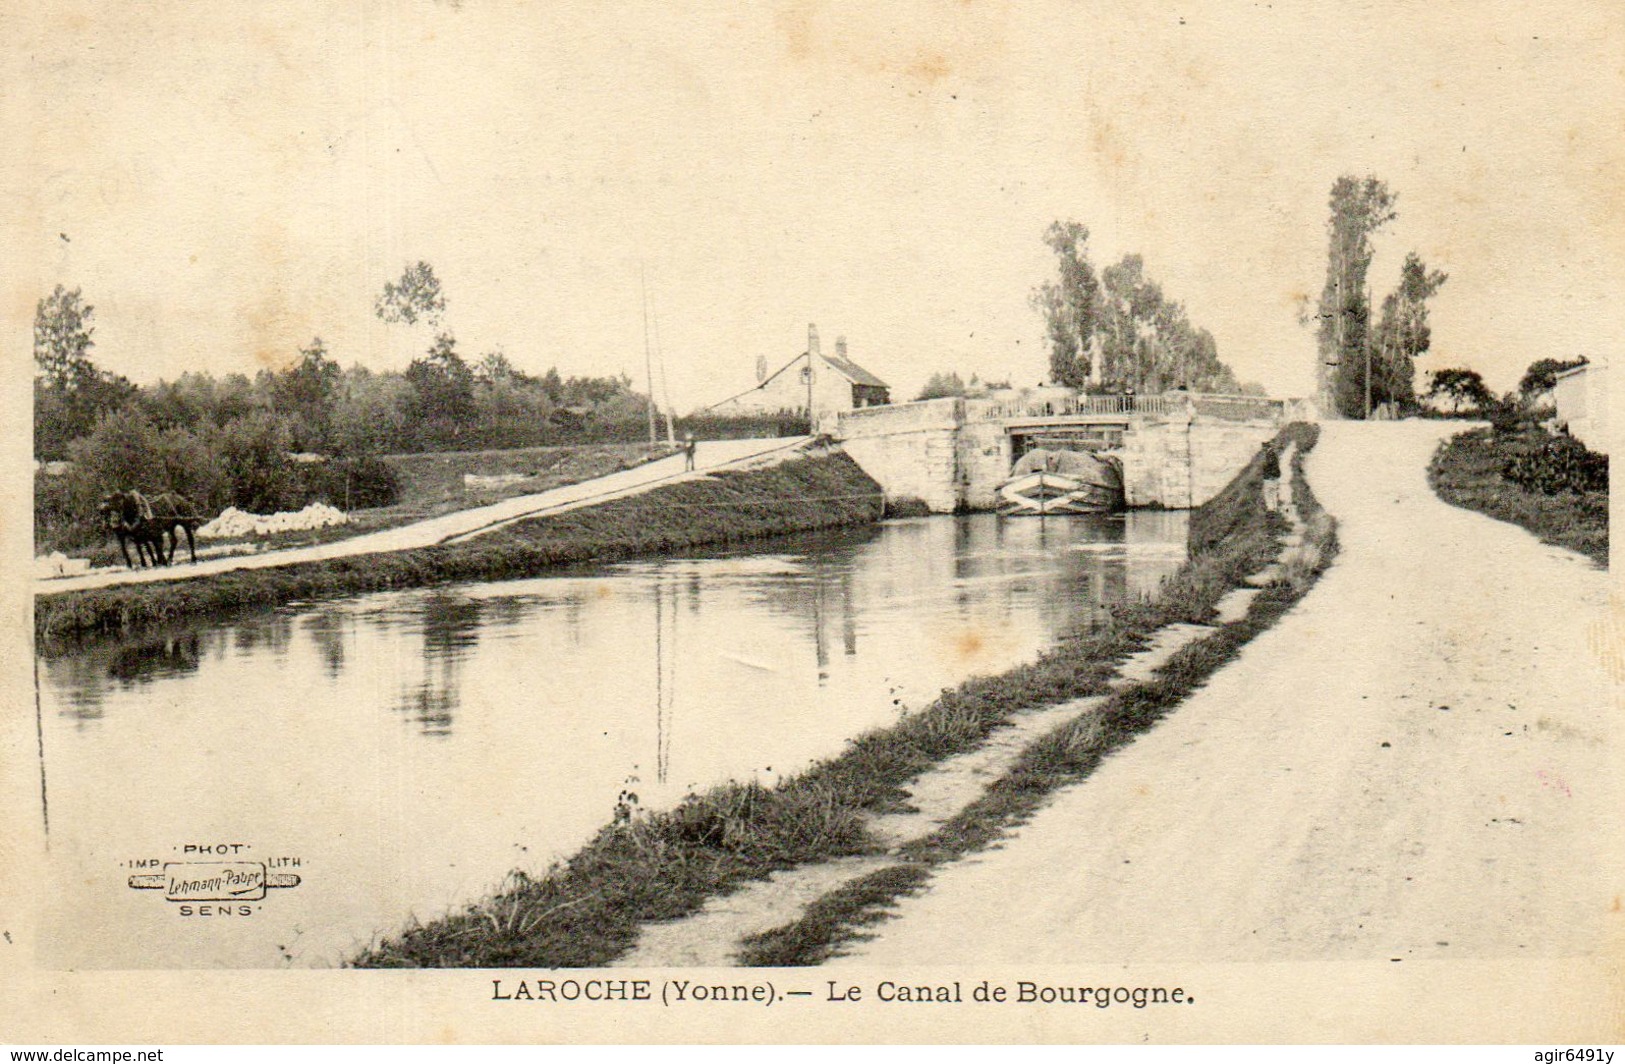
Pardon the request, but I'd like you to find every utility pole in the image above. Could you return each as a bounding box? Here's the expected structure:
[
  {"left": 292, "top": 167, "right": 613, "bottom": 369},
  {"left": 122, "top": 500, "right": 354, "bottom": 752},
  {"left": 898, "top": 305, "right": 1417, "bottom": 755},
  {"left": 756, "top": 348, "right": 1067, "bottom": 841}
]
[
  {"left": 803, "top": 324, "right": 817, "bottom": 432},
  {"left": 1364, "top": 276, "right": 1373, "bottom": 420},
  {"left": 804, "top": 352, "right": 814, "bottom": 430},
  {"left": 640, "top": 266, "right": 657, "bottom": 449}
]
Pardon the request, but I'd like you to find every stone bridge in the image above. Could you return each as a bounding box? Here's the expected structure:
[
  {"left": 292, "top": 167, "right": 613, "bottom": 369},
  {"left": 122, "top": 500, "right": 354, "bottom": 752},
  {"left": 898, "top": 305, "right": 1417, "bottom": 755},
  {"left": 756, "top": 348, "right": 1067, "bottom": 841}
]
[{"left": 832, "top": 392, "right": 1302, "bottom": 512}]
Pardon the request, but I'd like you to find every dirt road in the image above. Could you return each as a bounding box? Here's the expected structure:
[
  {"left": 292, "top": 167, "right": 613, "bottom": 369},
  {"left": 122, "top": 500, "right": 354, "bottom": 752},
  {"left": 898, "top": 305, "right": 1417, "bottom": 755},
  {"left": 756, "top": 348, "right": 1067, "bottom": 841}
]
[
  {"left": 35, "top": 436, "right": 807, "bottom": 595},
  {"left": 835, "top": 420, "right": 1619, "bottom": 964}
]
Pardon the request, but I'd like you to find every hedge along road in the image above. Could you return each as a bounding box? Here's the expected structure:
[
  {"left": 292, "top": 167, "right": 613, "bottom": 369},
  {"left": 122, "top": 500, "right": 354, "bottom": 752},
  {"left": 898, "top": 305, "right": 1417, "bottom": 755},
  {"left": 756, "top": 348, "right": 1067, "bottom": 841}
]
[
  {"left": 832, "top": 419, "right": 1619, "bottom": 969},
  {"left": 35, "top": 436, "right": 809, "bottom": 595}
]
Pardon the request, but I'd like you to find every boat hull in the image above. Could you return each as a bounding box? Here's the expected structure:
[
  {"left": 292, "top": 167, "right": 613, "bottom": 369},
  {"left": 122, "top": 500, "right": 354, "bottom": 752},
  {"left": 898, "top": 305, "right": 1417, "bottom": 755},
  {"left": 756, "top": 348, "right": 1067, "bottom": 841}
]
[{"left": 997, "top": 469, "right": 1123, "bottom": 515}]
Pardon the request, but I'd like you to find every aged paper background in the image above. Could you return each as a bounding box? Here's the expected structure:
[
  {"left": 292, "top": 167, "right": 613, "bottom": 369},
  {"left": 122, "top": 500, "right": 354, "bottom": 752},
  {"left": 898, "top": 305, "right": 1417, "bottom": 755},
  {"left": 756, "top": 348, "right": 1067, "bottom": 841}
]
[{"left": 3, "top": 0, "right": 1622, "bottom": 1043}]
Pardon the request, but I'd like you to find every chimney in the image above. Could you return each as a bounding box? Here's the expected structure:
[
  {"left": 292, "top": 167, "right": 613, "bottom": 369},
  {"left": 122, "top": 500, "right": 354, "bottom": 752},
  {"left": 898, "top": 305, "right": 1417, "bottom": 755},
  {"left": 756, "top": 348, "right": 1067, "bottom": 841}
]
[
  {"left": 835, "top": 336, "right": 847, "bottom": 360},
  {"left": 808, "top": 323, "right": 820, "bottom": 358}
]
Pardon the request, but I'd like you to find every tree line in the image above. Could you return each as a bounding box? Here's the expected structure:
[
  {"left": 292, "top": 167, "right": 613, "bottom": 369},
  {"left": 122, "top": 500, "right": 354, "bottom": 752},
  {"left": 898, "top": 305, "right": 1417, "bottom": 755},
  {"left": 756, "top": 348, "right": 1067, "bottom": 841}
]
[
  {"left": 34, "top": 264, "right": 661, "bottom": 465},
  {"left": 31, "top": 263, "right": 696, "bottom": 550},
  {"left": 1031, "top": 221, "right": 1254, "bottom": 396}
]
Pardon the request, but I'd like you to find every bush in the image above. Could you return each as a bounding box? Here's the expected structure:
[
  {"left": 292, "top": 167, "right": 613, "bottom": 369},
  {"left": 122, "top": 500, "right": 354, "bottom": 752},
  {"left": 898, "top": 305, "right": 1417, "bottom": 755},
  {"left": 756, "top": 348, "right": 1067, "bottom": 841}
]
[
  {"left": 677, "top": 414, "right": 811, "bottom": 440},
  {"left": 882, "top": 496, "right": 932, "bottom": 518},
  {"left": 217, "top": 412, "right": 300, "bottom": 513},
  {"left": 34, "top": 469, "right": 82, "bottom": 554},
  {"left": 1501, "top": 431, "right": 1608, "bottom": 495},
  {"left": 67, "top": 407, "right": 169, "bottom": 498},
  {"left": 298, "top": 456, "right": 401, "bottom": 510},
  {"left": 1431, "top": 428, "right": 1606, "bottom": 565},
  {"left": 1486, "top": 396, "right": 1540, "bottom": 435}
]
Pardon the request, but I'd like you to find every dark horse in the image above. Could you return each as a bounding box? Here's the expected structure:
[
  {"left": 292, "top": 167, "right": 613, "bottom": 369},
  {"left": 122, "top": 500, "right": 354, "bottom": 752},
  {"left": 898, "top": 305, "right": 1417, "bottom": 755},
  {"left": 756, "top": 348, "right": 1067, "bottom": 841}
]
[
  {"left": 99, "top": 491, "right": 163, "bottom": 568},
  {"left": 144, "top": 491, "right": 204, "bottom": 564},
  {"left": 99, "top": 490, "right": 204, "bottom": 567}
]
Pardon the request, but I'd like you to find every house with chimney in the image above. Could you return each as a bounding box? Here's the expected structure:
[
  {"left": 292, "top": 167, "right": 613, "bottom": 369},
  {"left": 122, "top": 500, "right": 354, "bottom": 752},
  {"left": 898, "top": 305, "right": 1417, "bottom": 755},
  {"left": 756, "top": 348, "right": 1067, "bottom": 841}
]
[{"left": 706, "top": 325, "right": 890, "bottom": 421}]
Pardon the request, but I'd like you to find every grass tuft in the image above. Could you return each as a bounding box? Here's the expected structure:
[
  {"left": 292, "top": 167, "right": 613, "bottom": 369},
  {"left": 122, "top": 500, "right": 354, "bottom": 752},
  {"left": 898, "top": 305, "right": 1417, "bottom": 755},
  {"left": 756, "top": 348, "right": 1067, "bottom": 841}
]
[{"left": 737, "top": 865, "right": 933, "bottom": 967}]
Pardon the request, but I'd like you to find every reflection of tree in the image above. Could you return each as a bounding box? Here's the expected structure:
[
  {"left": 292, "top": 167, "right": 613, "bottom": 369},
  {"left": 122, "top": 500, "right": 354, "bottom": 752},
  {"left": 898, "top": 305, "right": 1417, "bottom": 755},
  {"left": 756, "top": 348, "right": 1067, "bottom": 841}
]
[
  {"left": 561, "top": 591, "right": 587, "bottom": 648},
  {"left": 395, "top": 591, "right": 481, "bottom": 737},
  {"left": 1099, "top": 555, "right": 1129, "bottom": 605},
  {"left": 811, "top": 574, "right": 829, "bottom": 680},
  {"left": 44, "top": 654, "right": 108, "bottom": 723},
  {"left": 108, "top": 632, "right": 203, "bottom": 686},
  {"left": 303, "top": 609, "right": 350, "bottom": 680},
  {"left": 483, "top": 596, "right": 529, "bottom": 631},
  {"left": 423, "top": 592, "right": 481, "bottom": 656},
  {"left": 399, "top": 684, "right": 457, "bottom": 739},
  {"left": 840, "top": 572, "right": 857, "bottom": 657},
  {"left": 233, "top": 614, "right": 293, "bottom": 655},
  {"left": 953, "top": 516, "right": 985, "bottom": 583},
  {"left": 41, "top": 627, "right": 219, "bottom": 726}
]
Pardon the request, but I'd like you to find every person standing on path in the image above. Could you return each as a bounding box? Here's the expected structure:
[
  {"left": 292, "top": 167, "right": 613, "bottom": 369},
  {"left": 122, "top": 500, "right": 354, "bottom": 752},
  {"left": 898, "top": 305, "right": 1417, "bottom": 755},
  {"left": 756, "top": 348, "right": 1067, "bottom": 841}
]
[
  {"left": 1260, "top": 440, "right": 1282, "bottom": 511},
  {"left": 683, "top": 433, "right": 697, "bottom": 471}
]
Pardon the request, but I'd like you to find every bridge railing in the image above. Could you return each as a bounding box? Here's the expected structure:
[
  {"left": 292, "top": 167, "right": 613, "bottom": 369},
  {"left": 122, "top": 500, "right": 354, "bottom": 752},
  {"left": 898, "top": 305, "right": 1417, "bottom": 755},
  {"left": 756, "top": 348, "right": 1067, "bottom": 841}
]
[
  {"left": 973, "top": 393, "right": 1184, "bottom": 420},
  {"left": 972, "top": 392, "right": 1284, "bottom": 423},
  {"left": 1190, "top": 394, "right": 1286, "bottom": 421}
]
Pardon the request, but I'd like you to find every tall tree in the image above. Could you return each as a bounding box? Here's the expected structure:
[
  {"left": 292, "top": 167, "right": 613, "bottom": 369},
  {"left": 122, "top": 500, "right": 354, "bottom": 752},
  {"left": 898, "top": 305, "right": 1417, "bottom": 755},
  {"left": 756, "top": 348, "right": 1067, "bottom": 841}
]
[
  {"left": 1314, "top": 175, "right": 1398, "bottom": 418},
  {"left": 1370, "top": 253, "right": 1448, "bottom": 410},
  {"left": 1097, "top": 253, "right": 1240, "bottom": 393},
  {"left": 34, "top": 284, "right": 97, "bottom": 389},
  {"left": 33, "top": 284, "right": 137, "bottom": 458},
  {"left": 273, "top": 337, "right": 342, "bottom": 450},
  {"left": 1031, "top": 221, "right": 1100, "bottom": 389},
  {"left": 914, "top": 371, "right": 968, "bottom": 401},
  {"left": 1098, "top": 254, "right": 1149, "bottom": 389},
  {"left": 375, "top": 261, "right": 447, "bottom": 328},
  {"left": 405, "top": 331, "right": 476, "bottom": 429},
  {"left": 1425, "top": 367, "right": 1493, "bottom": 414}
]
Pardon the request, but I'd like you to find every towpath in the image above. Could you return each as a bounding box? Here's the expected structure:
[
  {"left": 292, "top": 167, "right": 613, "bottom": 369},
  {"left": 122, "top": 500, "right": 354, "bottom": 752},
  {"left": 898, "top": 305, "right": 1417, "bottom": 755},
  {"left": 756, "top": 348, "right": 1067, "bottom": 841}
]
[
  {"left": 833, "top": 419, "right": 1618, "bottom": 964},
  {"left": 36, "top": 436, "right": 808, "bottom": 595}
]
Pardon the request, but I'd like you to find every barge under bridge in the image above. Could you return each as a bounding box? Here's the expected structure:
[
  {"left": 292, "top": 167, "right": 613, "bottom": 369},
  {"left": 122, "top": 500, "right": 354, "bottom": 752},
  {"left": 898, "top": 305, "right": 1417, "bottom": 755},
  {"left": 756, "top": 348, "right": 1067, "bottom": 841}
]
[{"left": 831, "top": 392, "right": 1305, "bottom": 512}]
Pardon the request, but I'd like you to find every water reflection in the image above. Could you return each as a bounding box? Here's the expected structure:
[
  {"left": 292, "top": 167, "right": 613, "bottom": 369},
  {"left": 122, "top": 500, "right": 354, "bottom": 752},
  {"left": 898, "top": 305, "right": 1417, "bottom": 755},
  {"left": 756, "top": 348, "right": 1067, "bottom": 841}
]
[
  {"left": 304, "top": 609, "right": 350, "bottom": 679},
  {"left": 653, "top": 575, "right": 676, "bottom": 784},
  {"left": 107, "top": 632, "right": 203, "bottom": 687},
  {"left": 36, "top": 512, "right": 1188, "bottom": 967},
  {"left": 395, "top": 592, "right": 482, "bottom": 736},
  {"left": 233, "top": 613, "right": 293, "bottom": 656}
]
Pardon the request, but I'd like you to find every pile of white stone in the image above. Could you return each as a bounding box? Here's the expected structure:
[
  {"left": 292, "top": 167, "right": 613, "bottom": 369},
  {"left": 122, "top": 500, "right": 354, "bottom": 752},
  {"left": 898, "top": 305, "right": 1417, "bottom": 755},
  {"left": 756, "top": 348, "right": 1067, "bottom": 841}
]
[
  {"left": 34, "top": 551, "right": 91, "bottom": 579},
  {"left": 198, "top": 502, "right": 351, "bottom": 539}
]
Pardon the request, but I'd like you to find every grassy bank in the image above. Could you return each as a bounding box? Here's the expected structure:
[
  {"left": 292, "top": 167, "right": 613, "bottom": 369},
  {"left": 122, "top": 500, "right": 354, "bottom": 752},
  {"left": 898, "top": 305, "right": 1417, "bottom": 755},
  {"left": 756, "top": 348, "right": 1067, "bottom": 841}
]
[
  {"left": 1429, "top": 427, "right": 1607, "bottom": 566},
  {"left": 352, "top": 422, "right": 1331, "bottom": 969},
  {"left": 380, "top": 442, "right": 662, "bottom": 518},
  {"left": 36, "top": 449, "right": 882, "bottom": 646}
]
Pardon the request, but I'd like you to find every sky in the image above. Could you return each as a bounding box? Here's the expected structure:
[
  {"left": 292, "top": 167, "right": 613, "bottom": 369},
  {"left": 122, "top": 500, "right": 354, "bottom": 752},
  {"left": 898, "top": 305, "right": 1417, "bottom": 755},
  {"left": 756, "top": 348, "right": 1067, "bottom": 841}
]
[{"left": 7, "top": 0, "right": 1623, "bottom": 410}]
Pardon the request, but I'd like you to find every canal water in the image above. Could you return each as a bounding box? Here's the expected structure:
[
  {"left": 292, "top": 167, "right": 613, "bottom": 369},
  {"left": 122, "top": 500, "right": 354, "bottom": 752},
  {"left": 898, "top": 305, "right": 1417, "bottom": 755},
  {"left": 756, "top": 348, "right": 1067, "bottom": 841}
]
[{"left": 35, "top": 511, "right": 1188, "bottom": 968}]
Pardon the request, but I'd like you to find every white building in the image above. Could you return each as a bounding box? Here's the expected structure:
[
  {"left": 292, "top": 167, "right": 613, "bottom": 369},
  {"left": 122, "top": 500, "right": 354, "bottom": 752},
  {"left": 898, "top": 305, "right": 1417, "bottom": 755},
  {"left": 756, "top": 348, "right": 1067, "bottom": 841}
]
[
  {"left": 706, "top": 325, "right": 890, "bottom": 424},
  {"left": 1551, "top": 359, "right": 1609, "bottom": 454}
]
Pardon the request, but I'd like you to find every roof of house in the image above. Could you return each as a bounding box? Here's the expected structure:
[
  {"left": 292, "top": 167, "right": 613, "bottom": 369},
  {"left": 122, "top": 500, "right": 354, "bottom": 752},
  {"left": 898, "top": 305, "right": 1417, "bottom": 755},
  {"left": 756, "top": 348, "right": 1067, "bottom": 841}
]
[
  {"left": 821, "top": 352, "right": 889, "bottom": 388},
  {"left": 756, "top": 349, "right": 889, "bottom": 391},
  {"left": 1551, "top": 359, "right": 1603, "bottom": 384},
  {"left": 699, "top": 345, "right": 890, "bottom": 413}
]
